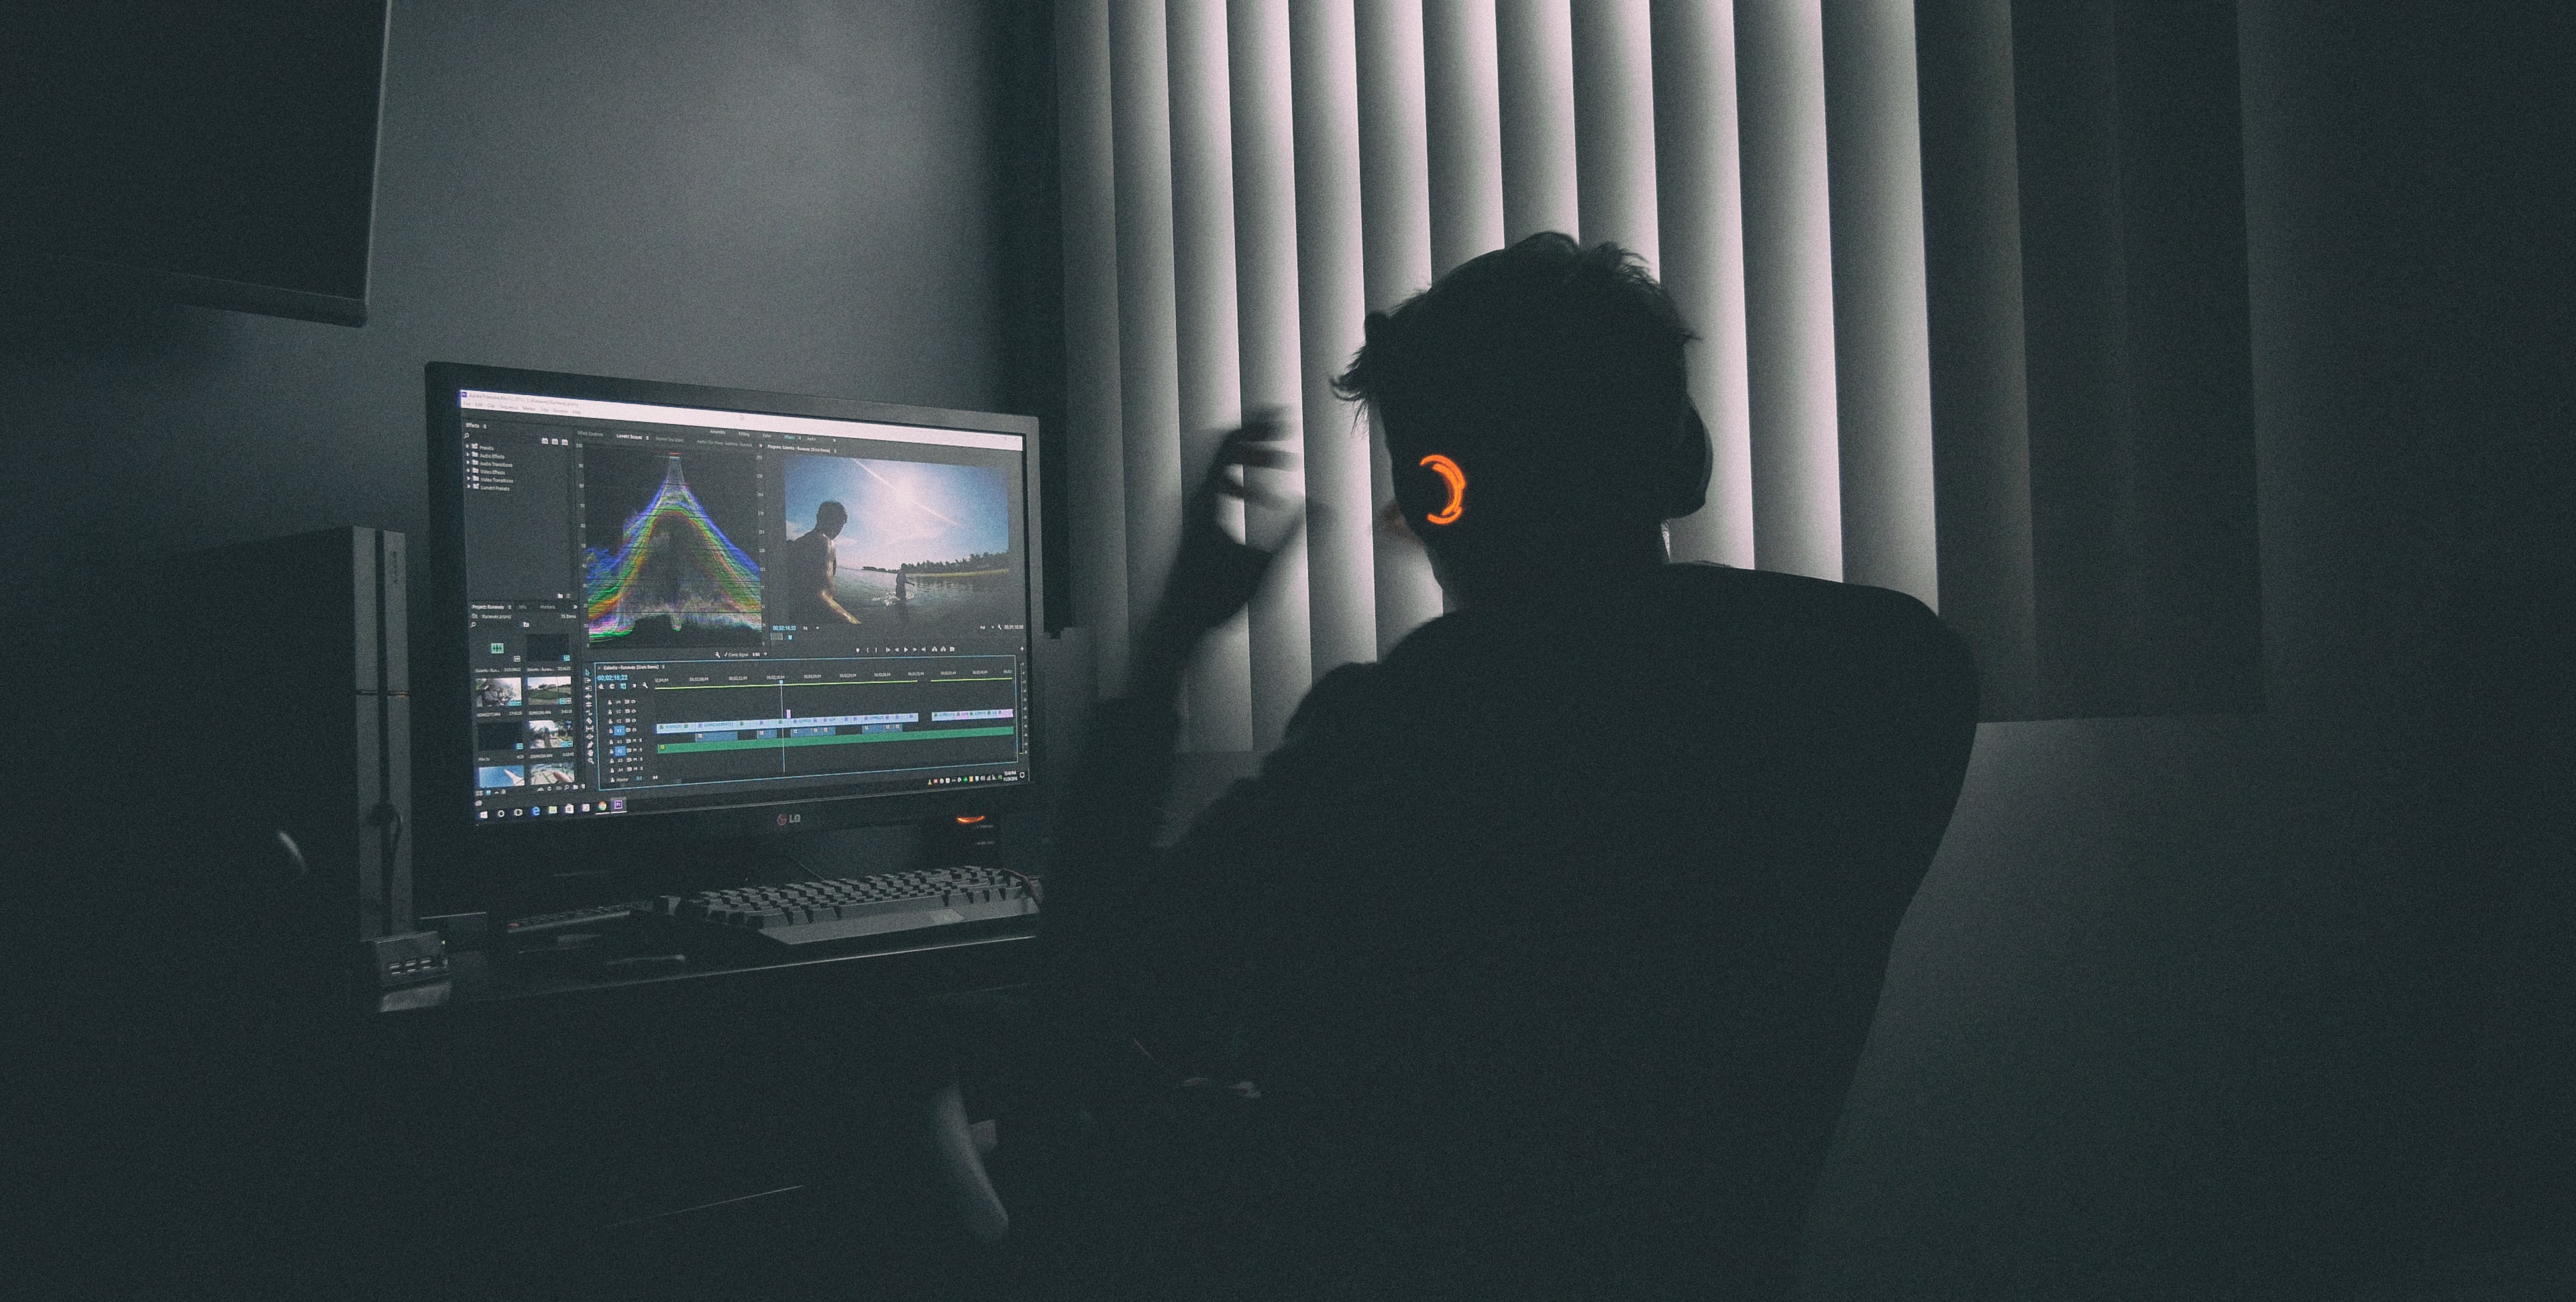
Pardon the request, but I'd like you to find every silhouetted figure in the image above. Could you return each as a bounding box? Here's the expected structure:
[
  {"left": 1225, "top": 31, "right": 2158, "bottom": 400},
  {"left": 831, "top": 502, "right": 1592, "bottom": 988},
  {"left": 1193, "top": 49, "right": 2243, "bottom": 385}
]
[
  {"left": 777, "top": 500, "right": 857, "bottom": 627},
  {"left": 1021, "top": 234, "right": 1978, "bottom": 1299}
]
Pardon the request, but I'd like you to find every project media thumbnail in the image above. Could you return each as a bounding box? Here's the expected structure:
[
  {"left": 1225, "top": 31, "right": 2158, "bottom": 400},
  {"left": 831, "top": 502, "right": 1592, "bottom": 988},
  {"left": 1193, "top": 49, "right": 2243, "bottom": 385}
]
[{"left": 472, "top": 666, "right": 578, "bottom": 792}]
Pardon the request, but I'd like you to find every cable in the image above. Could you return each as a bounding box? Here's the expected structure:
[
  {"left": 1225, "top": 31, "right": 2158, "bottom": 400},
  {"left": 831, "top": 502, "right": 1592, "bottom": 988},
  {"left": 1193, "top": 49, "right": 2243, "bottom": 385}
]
[
  {"left": 994, "top": 863, "right": 1044, "bottom": 906},
  {"left": 1128, "top": 1036, "right": 1177, "bottom": 1081},
  {"left": 777, "top": 851, "right": 833, "bottom": 885},
  {"left": 377, "top": 802, "right": 407, "bottom": 866}
]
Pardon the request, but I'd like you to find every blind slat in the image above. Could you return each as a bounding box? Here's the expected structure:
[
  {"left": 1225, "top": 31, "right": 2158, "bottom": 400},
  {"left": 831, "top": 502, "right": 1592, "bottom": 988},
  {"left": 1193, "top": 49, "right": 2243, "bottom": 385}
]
[
  {"left": 1111, "top": 0, "right": 1188, "bottom": 667},
  {"left": 1917, "top": 0, "right": 2036, "bottom": 706},
  {"left": 1497, "top": 0, "right": 1579, "bottom": 242},
  {"left": 1736, "top": 0, "right": 1843, "bottom": 580},
  {"left": 1290, "top": 0, "right": 1379, "bottom": 679},
  {"left": 1572, "top": 0, "right": 1660, "bottom": 268},
  {"left": 1824, "top": 0, "right": 1939, "bottom": 606},
  {"left": 1168, "top": 0, "right": 1256, "bottom": 749},
  {"left": 1422, "top": 0, "right": 1505, "bottom": 277},
  {"left": 1228, "top": 0, "right": 1316, "bottom": 748},
  {"left": 1356, "top": 0, "right": 1443, "bottom": 653},
  {"left": 1058, "top": 0, "right": 1129, "bottom": 694},
  {"left": 1652, "top": 0, "right": 1756, "bottom": 567}
]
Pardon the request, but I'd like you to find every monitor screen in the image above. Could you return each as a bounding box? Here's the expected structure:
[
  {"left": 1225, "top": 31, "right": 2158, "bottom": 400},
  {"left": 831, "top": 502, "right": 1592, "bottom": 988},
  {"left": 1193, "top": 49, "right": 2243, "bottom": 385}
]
[{"left": 429, "top": 369, "right": 1038, "bottom": 836}]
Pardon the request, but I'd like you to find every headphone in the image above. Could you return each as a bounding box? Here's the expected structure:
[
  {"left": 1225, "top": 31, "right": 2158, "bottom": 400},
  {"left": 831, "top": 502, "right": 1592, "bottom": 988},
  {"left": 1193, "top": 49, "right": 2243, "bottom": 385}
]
[
  {"left": 1398, "top": 404, "right": 1710, "bottom": 531},
  {"left": 1417, "top": 453, "right": 1467, "bottom": 525}
]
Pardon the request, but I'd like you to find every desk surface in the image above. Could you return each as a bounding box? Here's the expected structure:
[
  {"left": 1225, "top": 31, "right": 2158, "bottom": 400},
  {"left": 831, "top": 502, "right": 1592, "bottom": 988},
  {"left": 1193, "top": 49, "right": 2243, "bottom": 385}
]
[{"left": 375, "top": 916, "right": 1042, "bottom": 1014}]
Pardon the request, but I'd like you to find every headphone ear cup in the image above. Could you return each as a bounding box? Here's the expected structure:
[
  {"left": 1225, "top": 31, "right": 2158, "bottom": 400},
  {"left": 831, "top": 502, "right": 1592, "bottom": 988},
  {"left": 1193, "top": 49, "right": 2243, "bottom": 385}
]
[
  {"left": 1661, "top": 405, "right": 1712, "bottom": 519},
  {"left": 1409, "top": 452, "right": 1471, "bottom": 527}
]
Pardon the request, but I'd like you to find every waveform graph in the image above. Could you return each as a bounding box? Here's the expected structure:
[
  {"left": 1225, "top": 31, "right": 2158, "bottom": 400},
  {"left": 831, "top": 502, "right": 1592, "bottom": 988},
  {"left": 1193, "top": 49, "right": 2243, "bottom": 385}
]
[
  {"left": 780, "top": 452, "right": 1016, "bottom": 633},
  {"left": 582, "top": 447, "right": 764, "bottom": 647}
]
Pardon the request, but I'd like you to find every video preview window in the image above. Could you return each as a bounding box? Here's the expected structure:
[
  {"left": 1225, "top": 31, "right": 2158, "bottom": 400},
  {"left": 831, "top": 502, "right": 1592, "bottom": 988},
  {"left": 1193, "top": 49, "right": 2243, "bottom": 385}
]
[{"left": 774, "top": 453, "right": 1016, "bottom": 635}]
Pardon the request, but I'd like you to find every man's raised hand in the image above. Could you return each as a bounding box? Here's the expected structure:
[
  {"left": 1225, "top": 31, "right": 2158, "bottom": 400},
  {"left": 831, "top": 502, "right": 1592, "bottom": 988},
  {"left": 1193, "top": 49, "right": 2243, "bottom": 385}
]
[{"left": 1136, "top": 411, "right": 1301, "bottom": 691}]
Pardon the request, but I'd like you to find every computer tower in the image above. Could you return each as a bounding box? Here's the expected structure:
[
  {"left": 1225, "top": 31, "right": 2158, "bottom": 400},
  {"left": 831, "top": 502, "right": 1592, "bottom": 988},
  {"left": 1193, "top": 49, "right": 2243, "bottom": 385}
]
[{"left": 180, "top": 527, "right": 412, "bottom": 940}]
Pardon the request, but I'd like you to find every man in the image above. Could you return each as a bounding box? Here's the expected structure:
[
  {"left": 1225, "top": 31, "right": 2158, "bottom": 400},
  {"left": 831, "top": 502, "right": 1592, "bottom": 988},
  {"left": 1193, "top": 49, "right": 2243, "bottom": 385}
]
[
  {"left": 1025, "top": 233, "right": 1978, "bottom": 1298},
  {"left": 777, "top": 500, "right": 858, "bottom": 627}
]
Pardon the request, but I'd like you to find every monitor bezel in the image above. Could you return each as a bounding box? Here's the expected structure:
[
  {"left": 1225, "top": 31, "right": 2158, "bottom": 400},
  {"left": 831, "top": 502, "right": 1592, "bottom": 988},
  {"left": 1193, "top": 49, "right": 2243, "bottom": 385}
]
[{"left": 420, "top": 362, "right": 1046, "bottom": 902}]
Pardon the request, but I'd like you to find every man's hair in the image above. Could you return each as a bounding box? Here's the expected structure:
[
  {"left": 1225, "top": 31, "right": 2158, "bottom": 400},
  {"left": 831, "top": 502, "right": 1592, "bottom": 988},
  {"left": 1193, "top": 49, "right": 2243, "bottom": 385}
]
[
  {"left": 815, "top": 500, "right": 848, "bottom": 531},
  {"left": 1334, "top": 232, "right": 1699, "bottom": 531}
]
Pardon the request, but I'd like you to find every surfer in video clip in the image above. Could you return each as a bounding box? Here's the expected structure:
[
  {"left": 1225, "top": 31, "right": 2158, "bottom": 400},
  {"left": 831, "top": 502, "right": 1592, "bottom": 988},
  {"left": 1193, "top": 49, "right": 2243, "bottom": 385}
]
[{"left": 781, "top": 499, "right": 859, "bottom": 627}]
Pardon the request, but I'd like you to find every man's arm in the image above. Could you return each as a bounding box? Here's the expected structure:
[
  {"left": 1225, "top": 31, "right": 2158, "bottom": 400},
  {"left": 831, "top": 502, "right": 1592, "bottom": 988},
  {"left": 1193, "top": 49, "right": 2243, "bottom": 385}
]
[{"left": 1040, "top": 419, "right": 1299, "bottom": 995}]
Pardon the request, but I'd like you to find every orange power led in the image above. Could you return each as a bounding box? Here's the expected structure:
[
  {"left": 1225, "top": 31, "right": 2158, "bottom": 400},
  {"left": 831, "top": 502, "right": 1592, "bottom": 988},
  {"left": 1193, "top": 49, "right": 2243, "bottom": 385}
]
[{"left": 1419, "top": 453, "right": 1466, "bottom": 525}]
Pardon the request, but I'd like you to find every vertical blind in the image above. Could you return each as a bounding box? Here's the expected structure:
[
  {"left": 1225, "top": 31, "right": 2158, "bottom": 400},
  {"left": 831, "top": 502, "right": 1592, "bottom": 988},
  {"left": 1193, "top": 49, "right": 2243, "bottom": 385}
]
[{"left": 1060, "top": 0, "right": 1941, "bottom": 751}]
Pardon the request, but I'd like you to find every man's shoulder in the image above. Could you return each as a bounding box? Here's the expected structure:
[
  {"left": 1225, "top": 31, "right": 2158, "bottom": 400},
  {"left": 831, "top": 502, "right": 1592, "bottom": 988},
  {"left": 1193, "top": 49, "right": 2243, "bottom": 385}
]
[
  {"left": 1660, "top": 561, "right": 1932, "bottom": 622},
  {"left": 1651, "top": 563, "right": 1959, "bottom": 659},
  {"left": 1375, "top": 563, "right": 1970, "bottom": 719},
  {"left": 1381, "top": 564, "right": 1955, "bottom": 655},
  {"left": 1674, "top": 565, "right": 1970, "bottom": 695},
  {"left": 1275, "top": 659, "right": 1397, "bottom": 745}
]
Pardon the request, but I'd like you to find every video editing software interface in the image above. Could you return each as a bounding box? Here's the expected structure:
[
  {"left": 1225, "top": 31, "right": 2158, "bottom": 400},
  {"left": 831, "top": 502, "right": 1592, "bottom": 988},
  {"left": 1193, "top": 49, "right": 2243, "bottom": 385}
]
[{"left": 453, "top": 388, "right": 1032, "bottom": 825}]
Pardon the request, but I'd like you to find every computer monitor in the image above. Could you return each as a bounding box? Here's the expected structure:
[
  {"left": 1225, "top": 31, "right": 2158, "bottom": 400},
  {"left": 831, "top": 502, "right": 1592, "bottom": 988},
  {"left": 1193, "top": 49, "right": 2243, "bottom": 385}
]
[{"left": 421, "top": 363, "right": 1044, "bottom": 912}]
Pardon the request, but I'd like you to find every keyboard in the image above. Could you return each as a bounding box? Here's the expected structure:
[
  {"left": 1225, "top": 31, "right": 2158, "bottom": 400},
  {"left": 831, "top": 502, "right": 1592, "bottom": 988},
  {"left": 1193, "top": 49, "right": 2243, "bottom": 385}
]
[{"left": 654, "top": 865, "right": 1038, "bottom": 948}]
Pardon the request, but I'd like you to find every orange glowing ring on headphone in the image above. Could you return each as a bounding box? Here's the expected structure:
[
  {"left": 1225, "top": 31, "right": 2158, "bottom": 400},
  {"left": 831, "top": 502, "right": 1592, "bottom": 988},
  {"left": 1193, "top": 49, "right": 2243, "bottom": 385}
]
[{"left": 1419, "top": 453, "right": 1466, "bottom": 525}]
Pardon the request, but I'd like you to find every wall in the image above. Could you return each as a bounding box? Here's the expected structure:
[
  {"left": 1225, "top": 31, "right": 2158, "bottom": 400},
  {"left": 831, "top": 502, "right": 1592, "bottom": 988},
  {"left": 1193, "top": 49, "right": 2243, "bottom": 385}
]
[
  {"left": 0, "top": 1, "right": 1042, "bottom": 877},
  {"left": 1806, "top": 1, "right": 2574, "bottom": 1296}
]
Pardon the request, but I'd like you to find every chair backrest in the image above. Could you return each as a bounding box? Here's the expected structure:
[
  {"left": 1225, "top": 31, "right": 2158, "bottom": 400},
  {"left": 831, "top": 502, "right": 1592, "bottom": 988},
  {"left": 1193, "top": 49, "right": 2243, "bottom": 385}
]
[{"left": 1216, "top": 565, "right": 1981, "bottom": 1297}]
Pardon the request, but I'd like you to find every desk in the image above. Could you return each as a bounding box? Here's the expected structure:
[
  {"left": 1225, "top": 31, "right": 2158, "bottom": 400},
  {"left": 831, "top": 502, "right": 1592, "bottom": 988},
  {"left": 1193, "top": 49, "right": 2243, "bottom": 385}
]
[
  {"left": 372, "top": 915, "right": 1042, "bottom": 1014},
  {"left": 335, "top": 919, "right": 1046, "bottom": 1297},
  {"left": 11, "top": 855, "right": 1049, "bottom": 1299}
]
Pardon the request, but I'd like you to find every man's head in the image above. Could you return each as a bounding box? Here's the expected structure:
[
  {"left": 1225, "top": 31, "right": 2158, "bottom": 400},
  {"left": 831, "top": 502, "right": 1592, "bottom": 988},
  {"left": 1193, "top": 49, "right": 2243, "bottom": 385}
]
[
  {"left": 1334, "top": 233, "right": 1707, "bottom": 584},
  {"left": 813, "top": 500, "right": 849, "bottom": 537}
]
